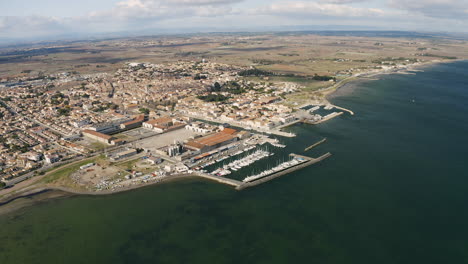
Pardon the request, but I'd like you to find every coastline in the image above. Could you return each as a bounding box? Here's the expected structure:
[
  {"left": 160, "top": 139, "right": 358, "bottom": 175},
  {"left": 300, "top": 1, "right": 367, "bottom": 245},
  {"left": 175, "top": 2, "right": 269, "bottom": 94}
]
[
  {"left": 0, "top": 173, "right": 199, "bottom": 215},
  {"left": 0, "top": 59, "right": 459, "bottom": 215},
  {"left": 321, "top": 59, "right": 449, "bottom": 104}
]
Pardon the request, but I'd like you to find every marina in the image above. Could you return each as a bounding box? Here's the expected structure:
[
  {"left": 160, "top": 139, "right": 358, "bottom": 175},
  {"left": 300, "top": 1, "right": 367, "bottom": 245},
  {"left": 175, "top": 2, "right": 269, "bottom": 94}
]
[
  {"left": 191, "top": 152, "right": 332, "bottom": 190},
  {"left": 182, "top": 129, "right": 330, "bottom": 190},
  {"left": 242, "top": 156, "right": 308, "bottom": 182},
  {"left": 218, "top": 149, "right": 272, "bottom": 173},
  {"left": 237, "top": 153, "right": 332, "bottom": 190},
  {"left": 189, "top": 143, "right": 257, "bottom": 170}
]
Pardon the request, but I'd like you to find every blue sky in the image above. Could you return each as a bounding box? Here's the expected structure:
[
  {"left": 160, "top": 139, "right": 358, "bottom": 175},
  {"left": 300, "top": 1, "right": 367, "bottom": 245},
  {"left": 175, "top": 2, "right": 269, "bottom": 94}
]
[{"left": 1, "top": 0, "right": 467, "bottom": 41}]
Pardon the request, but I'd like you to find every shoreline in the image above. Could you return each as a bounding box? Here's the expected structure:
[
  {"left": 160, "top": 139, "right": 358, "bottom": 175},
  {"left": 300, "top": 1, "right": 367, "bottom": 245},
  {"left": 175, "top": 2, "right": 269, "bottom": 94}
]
[
  {"left": 0, "top": 173, "right": 199, "bottom": 215},
  {"left": 0, "top": 59, "right": 460, "bottom": 215},
  {"left": 0, "top": 173, "right": 196, "bottom": 202},
  {"left": 321, "top": 59, "right": 449, "bottom": 103}
]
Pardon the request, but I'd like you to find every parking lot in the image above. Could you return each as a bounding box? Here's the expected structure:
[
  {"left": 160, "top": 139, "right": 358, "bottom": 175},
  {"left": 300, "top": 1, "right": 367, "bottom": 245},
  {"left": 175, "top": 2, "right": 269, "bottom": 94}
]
[{"left": 131, "top": 128, "right": 201, "bottom": 153}]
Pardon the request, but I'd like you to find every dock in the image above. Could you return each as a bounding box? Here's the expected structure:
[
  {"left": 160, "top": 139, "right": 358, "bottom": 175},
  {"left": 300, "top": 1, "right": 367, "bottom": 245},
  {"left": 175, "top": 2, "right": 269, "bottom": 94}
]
[
  {"left": 236, "top": 152, "right": 332, "bottom": 190},
  {"left": 275, "top": 119, "right": 303, "bottom": 130},
  {"left": 304, "top": 112, "right": 344, "bottom": 125},
  {"left": 304, "top": 138, "right": 327, "bottom": 151}
]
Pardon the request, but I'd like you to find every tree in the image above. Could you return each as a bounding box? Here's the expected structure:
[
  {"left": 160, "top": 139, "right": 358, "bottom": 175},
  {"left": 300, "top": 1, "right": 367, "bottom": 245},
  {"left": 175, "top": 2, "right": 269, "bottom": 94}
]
[
  {"left": 213, "top": 82, "right": 221, "bottom": 92},
  {"left": 0, "top": 181, "right": 5, "bottom": 189},
  {"left": 58, "top": 108, "right": 71, "bottom": 116},
  {"left": 197, "top": 94, "right": 229, "bottom": 102},
  {"left": 139, "top": 108, "right": 150, "bottom": 115},
  {"left": 312, "top": 74, "right": 335, "bottom": 81},
  {"left": 238, "top": 68, "right": 273, "bottom": 76}
]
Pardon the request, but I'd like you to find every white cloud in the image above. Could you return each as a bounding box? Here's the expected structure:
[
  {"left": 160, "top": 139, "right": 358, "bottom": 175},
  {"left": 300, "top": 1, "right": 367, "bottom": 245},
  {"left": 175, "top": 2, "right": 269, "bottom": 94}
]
[
  {"left": 318, "top": 0, "right": 368, "bottom": 4},
  {"left": 0, "top": 0, "right": 243, "bottom": 40},
  {"left": 117, "top": 0, "right": 147, "bottom": 8},
  {"left": 255, "top": 1, "right": 385, "bottom": 18},
  {"left": 105, "top": 0, "right": 240, "bottom": 20},
  {"left": 1, "top": 0, "right": 468, "bottom": 42},
  {"left": 388, "top": 0, "right": 468, "bottom": 19},
  {"left": 165, "top": 0, "right": 243, "bottom": 5},
  {"left": 117, "top": 0, "right": 242, "bottom": 8},
  {"left": 0, "top": 16, "right": 68, "bottom": 38}
]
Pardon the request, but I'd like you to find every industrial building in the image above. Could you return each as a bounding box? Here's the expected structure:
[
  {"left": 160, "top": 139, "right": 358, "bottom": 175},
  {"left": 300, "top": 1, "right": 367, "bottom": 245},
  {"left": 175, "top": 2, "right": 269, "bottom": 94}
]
[
  {"left": 120, "top": 115, "right": 145, "bottom": 130},
  {"left": 184, "top": 128, "right": 238, "bottom": 153},
  {"left": 143, "top": 116, "right": 186, "bottom": 133},
  {"left": 110, "top": 148, "right": 137, "bottom": 161},
  {"left": 185, "top": 121, "right": 217, "bottom": 134},
  {"left": 148, "top": 156, "right": 163, "bottom": 165},
  {"left": 82, "top": 129, "right": 115, "bottom": 145}
]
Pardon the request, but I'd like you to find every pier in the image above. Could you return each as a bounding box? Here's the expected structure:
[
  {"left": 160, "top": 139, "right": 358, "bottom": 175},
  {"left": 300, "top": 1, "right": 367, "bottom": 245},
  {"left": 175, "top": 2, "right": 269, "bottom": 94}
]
[
  {"left": 304, "top": 138, "right": 327, "bottom": 151},
  {"left": 236, "top": 152, "right": 332, "bottom": 190},
  {"left": 195, "top": 172, "right": 242, "bottom": 188},
  {"left": 275, "top": 119, "right": 303, "bottom": 130}
]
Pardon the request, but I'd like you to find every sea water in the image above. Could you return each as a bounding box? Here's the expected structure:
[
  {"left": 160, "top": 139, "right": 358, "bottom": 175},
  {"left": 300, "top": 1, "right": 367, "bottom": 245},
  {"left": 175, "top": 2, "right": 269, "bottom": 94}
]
[{"left": 1, "top": 61, "right": 468, "bottom": 264}]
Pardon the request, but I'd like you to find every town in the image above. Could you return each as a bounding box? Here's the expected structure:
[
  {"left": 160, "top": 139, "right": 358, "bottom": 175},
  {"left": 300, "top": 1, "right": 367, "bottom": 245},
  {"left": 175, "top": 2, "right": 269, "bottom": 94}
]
[{"left": 0, "top": 60, "right": 343, "bottom": 191}]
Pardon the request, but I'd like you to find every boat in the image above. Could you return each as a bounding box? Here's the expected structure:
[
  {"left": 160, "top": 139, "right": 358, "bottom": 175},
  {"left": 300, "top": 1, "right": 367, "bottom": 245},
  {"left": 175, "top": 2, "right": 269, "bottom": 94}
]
[{"left": 270, "top": 142, "right": 286, "bottom": 148}]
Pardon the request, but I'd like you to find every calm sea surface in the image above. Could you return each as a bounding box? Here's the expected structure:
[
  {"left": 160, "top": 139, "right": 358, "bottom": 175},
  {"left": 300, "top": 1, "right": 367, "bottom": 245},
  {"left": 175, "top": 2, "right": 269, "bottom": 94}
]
[{"left": 1, "top": 61, "right": 468, "bottom": 264}]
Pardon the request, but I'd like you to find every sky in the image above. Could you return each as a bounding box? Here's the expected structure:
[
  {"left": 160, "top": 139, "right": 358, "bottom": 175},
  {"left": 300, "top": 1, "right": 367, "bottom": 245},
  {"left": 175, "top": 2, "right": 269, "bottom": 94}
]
[{"left": 1, "top": 0, "right": 467, "bottom": 41}]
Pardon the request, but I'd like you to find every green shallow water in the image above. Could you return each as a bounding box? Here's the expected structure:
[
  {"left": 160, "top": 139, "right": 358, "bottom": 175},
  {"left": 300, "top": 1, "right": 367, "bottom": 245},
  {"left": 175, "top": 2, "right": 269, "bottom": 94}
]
[{"left": 1, "top": 61, "right": 468, "bottom": 264}]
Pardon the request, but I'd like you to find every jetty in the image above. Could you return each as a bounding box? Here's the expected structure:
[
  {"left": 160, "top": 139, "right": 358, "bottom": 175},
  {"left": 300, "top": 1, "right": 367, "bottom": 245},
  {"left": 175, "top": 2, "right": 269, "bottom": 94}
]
[
  {"left": 304, "top": 138, "right": 327, "bottom": 151},
  {"left": 330, "top": 104, "right": 354, "bottom": 115},
  {"left": 195, "top": 172, "right": 243, "bottom": 187}
]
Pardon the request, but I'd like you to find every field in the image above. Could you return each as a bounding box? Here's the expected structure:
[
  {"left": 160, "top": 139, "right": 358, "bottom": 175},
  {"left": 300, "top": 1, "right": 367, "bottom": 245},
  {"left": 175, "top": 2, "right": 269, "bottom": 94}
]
[
  {"left": 41, "top": 156, "right": 103, "bottom": 189},
  {"left": 2, "top": 32, "right": 467, "bottom": 81},
  {"left": 2, "top": 32, "right": 467, "bottom": 109}
]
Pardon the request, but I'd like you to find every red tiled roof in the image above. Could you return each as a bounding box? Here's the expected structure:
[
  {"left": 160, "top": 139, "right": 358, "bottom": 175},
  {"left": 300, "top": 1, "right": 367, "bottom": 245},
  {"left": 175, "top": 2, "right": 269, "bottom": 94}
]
[
  {"left": 186, "top": 130, "right": 237, "bottom": 149},
  {"left": 122, "top": 115, "right": 145, "bottom": 126},
  {"left": 221, "top": 128, "right": 237, "bottom": 135},
  {"left": 145, "top": 116, "right": 172, "bottom": 125},
  {"left": 82, "top": 129, "right": 112, "bottom": 140}
]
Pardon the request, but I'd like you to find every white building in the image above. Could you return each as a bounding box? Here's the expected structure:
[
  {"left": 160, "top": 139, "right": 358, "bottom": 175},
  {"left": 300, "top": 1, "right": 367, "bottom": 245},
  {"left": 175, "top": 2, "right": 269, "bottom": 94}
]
[
  {"left": 148, "top": 156, "right": 163, "bottom": 165},
  {"left": 185, "top": 121, "right": 216, "bottom": 134},
  {"left": 45, "top": 154, "right": 60, "bottom": 164}
]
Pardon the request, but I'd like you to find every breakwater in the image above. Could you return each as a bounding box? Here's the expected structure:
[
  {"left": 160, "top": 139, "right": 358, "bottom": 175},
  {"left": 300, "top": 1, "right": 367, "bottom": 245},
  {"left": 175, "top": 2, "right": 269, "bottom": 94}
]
[{"left": 305, "top": 138, "right": 327, "bottom": 151}]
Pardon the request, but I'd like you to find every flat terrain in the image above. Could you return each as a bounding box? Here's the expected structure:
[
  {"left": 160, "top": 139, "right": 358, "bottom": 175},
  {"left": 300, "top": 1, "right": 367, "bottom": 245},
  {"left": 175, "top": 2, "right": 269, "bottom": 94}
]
[
  {"left": 2, "top": 32, "right": 467, "bottom": 109},
  {"left": 2, "top": 32, "right": 467, "bottom": 79},
  {"left": 134, "top": 128, "right": 200, "bottom": 152}
]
